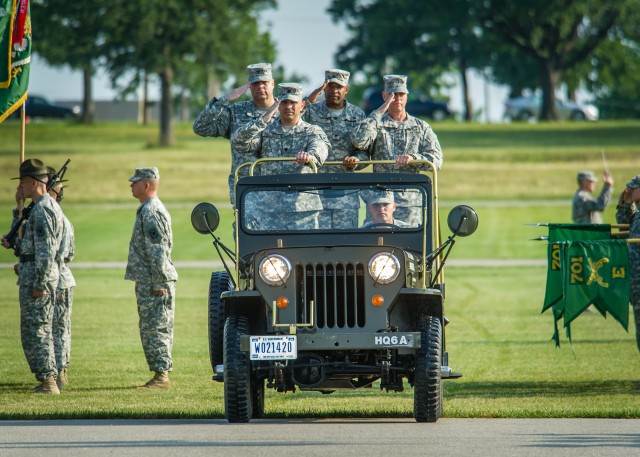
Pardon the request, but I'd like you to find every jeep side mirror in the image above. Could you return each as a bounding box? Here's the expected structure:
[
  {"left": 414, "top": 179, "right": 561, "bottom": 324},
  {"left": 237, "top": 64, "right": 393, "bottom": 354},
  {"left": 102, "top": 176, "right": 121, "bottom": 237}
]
[
  {"left": 447, "top": 205, "right": 478, "bottom": 237},
  {"left": 191, "top": 202, "right": 220, "bottom": 234}
]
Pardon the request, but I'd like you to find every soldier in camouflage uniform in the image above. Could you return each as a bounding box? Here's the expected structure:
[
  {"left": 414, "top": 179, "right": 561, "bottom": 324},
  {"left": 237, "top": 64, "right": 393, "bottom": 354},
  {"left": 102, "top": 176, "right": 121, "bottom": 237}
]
[
  {"left": 232, "top": 83, "right": 330, "bottom": 230},
  {"left": 345, "top": 74, "right": 443, "bottom": 226},
  {"left": 125, "top": 167, "right": 178, "bottom": 388},
  {"left": 362, "top": 191, "right": 410, "bottom": 228},
  {"left": 46, "top": 167, "right": 75, "bottom": 391},
  {"left": 572, "top": 170, "right": 614, "bottom": 223},
  {"left": 615, "top": 175, "right": 640, "bottom": 352},
  {"left": 302, "top": 69, "right": 366, "bottom": 229},
  {"left": 192, "top": 63, "right": 278, "bottom": 206},
  {"left": 13, "top": 159, "right": 64, "bottom": 394}
]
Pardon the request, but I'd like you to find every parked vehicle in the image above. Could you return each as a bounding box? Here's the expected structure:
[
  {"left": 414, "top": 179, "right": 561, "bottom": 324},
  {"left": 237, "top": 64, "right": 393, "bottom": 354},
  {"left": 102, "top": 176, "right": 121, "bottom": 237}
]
[
  {"left": 504, "top": 95, "right": 599, "bottom": 121},
  {"left": 363, "top": 87, "right": 453, "bottom": 121},
  {"left": 11, "top": 95, "right": 80, "bottom": 120},
  {"left": 191, "top": 158, "right": 478, "bottom": 423}
]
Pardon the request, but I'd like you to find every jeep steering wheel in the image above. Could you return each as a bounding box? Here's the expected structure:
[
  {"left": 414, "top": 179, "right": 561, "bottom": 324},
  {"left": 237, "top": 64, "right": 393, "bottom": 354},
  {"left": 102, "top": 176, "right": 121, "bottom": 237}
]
[{"left": 365, "top": 222, "right": 400, "bottom": 229}]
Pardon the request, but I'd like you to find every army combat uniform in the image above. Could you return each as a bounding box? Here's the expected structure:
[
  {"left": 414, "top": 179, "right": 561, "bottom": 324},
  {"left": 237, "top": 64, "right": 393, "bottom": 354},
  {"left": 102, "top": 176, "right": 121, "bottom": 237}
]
[
  {"left": 18, "top": 192, "right": 64, "bottom": 386},
  {"left": 192, "top": 63, "right": 278, "bottom": 206},
  {"left": 54, "top": 211, "right": 75, "bottom": 388},
  {"left": 350, "top": 75, "right": 443, "bottom": 227},
  {"left": 302, "top": 69, "right": 366, "bottom": 229},
  {"left": 615, "top": 176, "right": 640, "bottom": 352},
  {"left": 572, "top": 171, "right": 613, "bottom": 223},
  {"left": 232, "top": 83, "right": 330, "bottom": 231},
  {"left": 125, "top": 194, "right": 178, "bottom": 374}
]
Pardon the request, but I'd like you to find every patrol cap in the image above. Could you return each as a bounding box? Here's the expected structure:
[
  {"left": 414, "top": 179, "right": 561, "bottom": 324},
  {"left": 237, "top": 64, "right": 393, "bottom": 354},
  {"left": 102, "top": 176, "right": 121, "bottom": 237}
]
[
  {"left": 625, "top": 175, "right": 640, "bottom": 189},
  {"left": 278, "top": 83, "right": 303, "bottom": 102},
  {"left": 13, "top": 158, "right": 48, "bottom": 179},
  {"left": 577, "top": 171, "right": 597, "bottom": 183},
  {"left": 383, "top": 74, "right": 409, "bottom": 94},
  {"left": 369, "top": 191, "right": 395, "bottom": 205},
  {"left": 128, "top": 167, "right": 160, "bottom": 182},
  {"left": 325, "top": 69, "right": 350, "bottom": 86},
  {"left": 247, "top": 63, "right": 273, "bottom": 83}
]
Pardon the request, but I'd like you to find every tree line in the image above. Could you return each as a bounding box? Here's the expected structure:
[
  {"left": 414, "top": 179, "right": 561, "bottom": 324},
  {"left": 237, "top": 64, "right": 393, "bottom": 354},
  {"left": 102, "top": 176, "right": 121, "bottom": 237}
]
[{"left": 32, "top": 0, "right": 639, "bottom": 145}]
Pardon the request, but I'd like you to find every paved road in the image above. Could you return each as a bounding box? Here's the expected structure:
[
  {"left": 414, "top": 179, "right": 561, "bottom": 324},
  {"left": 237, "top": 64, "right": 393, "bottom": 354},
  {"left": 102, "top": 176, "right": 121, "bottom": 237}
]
[{"left": 1, "top": 418, "right": 638, "bottom": 457}]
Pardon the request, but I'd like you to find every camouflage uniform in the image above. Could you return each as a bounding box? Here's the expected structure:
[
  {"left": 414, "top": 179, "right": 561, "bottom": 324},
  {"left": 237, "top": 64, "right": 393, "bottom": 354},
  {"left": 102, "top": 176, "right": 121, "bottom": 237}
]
[
  {"left": 125, "top": 196, "right": 178, "bottom": 372},
  {"left": 192, "top": 63, "right": 278, "bottom": 206},
  {"left": 54, "top": 213, "right": 75, "bottom": 373},
  {"left": 615, "top": 185, "right": 640, "bottom": 352},
  {"left": 302, "top": 99, "right": 365, "bottom": 229},
  {"left": 18, "top": 193, "right": 64, "bottom": 382},
  {"left": 232, "top": 84, "right": 330, "bottom": 231},
  {"left": 351, "top": 110, "right": 442, "bottom": 226},
  {"left": 572, "top": 180, "right": 613, "bottom": 223}
]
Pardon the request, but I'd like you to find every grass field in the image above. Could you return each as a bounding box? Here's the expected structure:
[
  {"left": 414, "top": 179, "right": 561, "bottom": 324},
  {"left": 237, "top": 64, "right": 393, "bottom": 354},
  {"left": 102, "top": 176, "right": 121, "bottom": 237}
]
[{"left": 0, "top": 120, "right": 638, "bottom": 419}]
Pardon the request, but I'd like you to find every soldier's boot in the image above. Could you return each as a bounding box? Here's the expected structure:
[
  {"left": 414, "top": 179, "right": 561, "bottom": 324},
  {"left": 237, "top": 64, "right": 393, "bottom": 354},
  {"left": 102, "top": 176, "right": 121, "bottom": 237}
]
[
  {"left": 56, "top": 368, "right": 68, "bottom": 391},
  {"left": 34, "top": 376, "right": 61, "bottom": 395},
  {"left": 139, "top": 371, "right": 171, "bottom": 389}
]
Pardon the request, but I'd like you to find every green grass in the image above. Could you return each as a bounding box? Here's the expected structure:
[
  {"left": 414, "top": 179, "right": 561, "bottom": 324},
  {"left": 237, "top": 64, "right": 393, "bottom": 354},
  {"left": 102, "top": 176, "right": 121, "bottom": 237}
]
[
  {"left": 0, "top": 120, "right": 638, "bottom": 419},
  {"left": 0, "top": 267, "right": 637, "bottom": 419}
]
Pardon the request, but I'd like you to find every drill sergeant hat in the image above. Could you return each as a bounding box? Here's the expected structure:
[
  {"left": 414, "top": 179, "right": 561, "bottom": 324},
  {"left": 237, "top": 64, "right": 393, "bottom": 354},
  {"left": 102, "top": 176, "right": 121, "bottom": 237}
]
[
  {"left": 247, "top": 63, "right": 273, "bottom": 83},
  {"left": 383, "top": 74, "right": 409, "bottom": 94},
  {"left": 325, "top": 69, "right": 350, "bottom": 87},
  {"left": 128, "top": 167, "right": 160, "bottom": 182},
  {"left": 12, "top": 158, "right": 49, "bottom": 180},
  {"left": 625, "top": 175, "right": 640, "bottom": 189}
]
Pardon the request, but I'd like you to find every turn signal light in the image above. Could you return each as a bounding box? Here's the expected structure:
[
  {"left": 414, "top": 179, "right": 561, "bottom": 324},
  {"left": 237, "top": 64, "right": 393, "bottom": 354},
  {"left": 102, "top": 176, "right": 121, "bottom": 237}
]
[
  {"left": 276, "top": 297, "right": 289, "bottom": 309},
  {"left": 371, "top": 295, "right": 385, "bottom": 307}
]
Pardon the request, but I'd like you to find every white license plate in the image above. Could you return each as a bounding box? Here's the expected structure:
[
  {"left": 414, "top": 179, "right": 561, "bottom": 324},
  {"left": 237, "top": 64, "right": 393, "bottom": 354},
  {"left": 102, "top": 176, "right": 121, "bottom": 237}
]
[{"left": 249, "top": 335, "right": 297, "bottom": 360}]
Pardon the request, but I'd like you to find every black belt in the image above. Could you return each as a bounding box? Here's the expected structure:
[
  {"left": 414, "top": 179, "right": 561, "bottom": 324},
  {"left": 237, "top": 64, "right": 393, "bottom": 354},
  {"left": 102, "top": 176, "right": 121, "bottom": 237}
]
[{"left": 20, "top": 254, "right": 35, "bottom": 262}]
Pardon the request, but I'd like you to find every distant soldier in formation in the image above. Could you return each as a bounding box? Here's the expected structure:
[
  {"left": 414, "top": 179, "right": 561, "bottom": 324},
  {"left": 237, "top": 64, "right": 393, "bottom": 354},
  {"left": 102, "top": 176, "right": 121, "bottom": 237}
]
[
  {"left": 125, "top": 167, "right": 178, "bottom": 388},
  {"left": 192, "top": 62, "right": 278, "bottom": 206},
  {"left": 46, "top": 166, "right": 75, "bottom": 391},
  {"left": 12, "top": 159, "right": 64, "bottom": 394},
  {"left": 302, "top": 69, "right": 366, "bottom": 228},
  {"left": 572, "top": 170, "right": 614, "bottom": 224},
  {"left": 345, "top": 74, "right": 443, "bottom": 226},
  {"left": 615, "top": 175, "right": 640, "bottom": 352},
  {"left": 231, "top": 83, "right": 330, "bottom": 230}
]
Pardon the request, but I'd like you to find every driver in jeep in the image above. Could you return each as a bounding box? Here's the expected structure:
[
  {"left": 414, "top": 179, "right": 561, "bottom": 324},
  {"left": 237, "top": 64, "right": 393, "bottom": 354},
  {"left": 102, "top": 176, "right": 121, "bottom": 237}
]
[{"left": 362, "top": 191, "right": 410, "bottom": 228}]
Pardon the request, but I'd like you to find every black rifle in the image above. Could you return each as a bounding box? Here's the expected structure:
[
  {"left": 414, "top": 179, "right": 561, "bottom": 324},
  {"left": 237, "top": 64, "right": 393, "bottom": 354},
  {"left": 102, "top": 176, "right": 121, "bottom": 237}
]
[{"left": 3, "top": 159, "right": 71, "bottom": 249}]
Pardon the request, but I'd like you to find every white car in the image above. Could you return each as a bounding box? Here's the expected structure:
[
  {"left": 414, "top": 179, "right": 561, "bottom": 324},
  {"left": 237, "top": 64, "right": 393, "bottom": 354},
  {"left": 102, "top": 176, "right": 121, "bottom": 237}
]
[{"left": 504, "top": 95, "right": 599, "bottom": 121}]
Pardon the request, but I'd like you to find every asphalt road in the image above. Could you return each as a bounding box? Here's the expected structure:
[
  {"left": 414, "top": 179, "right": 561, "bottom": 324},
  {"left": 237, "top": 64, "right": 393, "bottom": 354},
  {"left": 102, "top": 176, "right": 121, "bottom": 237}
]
[{"left": 1, "top": 418, "right": 639, "bottom": 457}]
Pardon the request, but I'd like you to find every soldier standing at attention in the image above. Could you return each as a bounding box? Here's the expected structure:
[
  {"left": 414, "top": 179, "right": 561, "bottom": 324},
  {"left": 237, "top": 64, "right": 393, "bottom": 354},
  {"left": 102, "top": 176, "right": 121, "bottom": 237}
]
[
  {"left": 125, "top": 167, "right": 178, "bottom": 389},
  {"left": 192, "top": 62, "right": 277, "bottom": 206},
  {"left": 46, "top": 167, "right": 75, "bottom": 392},
  {"left": 231, "top": 83, "right": 330, "bottom": 230},
  {"left": 615, "top": 175, "right": 640, "bottom": 352},
  {"left": 13, "top": 159, "right": 64, "bottom": 394},
  {"left": 302, "top": 69, "right": 367, "bottom": 229},
  {"left": 344, "top": 74, "right": 443, "bottom": 226},
  {"left": 572, "top": 170, "right": 614, "bottom": 223}
]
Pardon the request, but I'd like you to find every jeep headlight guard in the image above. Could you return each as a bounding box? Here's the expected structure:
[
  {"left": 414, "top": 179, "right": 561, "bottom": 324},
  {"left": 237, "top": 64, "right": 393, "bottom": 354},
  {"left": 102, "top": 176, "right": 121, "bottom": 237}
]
[
  {"left": 368, "top": 252, "right": 401, "bottom": 284},
  {"left": 259, "top": 254, "right": 292, "bottom": 286}
]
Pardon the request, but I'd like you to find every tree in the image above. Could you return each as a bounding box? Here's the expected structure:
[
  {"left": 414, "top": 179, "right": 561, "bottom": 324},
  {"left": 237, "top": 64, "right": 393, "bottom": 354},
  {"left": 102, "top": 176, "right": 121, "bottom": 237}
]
[
  {"left": 103, "top": 0, "right": 276, "bottom": 146},
  {"left": 329, "top": 0, "right": 489, "bottom": 121},
  {"left": 31, "top": 0, "right": 108, "bottom": 123},
  {"left": 480, "top": 0, "right": 626, "bottom": 121}
]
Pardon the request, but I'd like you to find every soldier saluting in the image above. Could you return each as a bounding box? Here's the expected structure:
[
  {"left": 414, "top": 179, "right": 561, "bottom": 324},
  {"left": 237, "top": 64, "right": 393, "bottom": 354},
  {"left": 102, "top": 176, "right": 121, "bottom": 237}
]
[{"left": 6, "top": 159, "right": 64, "bottom": 394}]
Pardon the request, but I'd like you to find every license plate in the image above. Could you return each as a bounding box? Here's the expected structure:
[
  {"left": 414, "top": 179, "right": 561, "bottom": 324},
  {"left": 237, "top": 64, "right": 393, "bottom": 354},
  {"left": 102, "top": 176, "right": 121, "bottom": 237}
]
[{"left": 249, "top": 335, "right": 297, "bottom": 360}]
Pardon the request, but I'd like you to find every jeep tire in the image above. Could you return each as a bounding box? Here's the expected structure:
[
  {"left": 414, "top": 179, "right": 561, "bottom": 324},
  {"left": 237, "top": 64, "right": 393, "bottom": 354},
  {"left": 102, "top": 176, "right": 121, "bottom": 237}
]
[
  {"left": 414, "top": 315, "right": 443, "bottom": 422},
  {"left": 224, "top": 313, "right": 253, "bottom": 422},
  {"left": 208, "top": 271, "right": 230, "bottom": 373}
]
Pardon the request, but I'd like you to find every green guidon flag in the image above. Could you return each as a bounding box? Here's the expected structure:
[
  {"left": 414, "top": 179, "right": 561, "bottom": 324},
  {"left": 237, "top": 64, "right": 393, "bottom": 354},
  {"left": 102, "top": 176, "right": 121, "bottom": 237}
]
[{"left": 0, "top": 0, "right": 31, "bottom": 123}]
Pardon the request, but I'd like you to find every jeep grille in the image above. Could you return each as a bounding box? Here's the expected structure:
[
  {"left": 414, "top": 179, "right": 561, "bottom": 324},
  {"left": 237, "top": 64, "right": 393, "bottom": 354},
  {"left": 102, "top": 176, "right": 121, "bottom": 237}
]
[{"left": 296, "top": 263, "right": 366, "bottom": 329}]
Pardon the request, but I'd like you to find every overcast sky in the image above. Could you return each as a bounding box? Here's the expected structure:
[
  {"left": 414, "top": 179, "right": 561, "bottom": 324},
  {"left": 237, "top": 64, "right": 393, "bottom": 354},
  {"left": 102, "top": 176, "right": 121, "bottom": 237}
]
[{"left": 28, "top": 0, "right": 508, "bottom": 121}]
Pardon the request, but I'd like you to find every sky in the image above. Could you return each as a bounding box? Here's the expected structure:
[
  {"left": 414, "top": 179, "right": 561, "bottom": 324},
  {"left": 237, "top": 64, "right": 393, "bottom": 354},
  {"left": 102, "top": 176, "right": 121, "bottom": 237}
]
[{"left": 28, "top": 0, "right": 509, "bottom": 122}]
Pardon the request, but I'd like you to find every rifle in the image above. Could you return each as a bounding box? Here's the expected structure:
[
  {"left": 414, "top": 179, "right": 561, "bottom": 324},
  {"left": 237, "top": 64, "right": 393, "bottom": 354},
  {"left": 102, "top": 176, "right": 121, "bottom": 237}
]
[{"left": 3, "top": 159, "right": 71, "bottom": 250}]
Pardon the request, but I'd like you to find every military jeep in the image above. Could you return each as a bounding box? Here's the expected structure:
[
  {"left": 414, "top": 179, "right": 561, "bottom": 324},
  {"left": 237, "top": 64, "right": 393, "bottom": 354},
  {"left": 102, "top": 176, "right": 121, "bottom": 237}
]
[{"left": 191, "top": 159, "right": 477, "bottom": 423}]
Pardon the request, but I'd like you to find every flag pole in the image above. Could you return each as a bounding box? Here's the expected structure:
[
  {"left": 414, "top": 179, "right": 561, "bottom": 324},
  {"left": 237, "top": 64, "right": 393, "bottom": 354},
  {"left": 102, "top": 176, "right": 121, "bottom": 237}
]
[{"left": 19, "top": 104, "right": 25, "bottom": 163}]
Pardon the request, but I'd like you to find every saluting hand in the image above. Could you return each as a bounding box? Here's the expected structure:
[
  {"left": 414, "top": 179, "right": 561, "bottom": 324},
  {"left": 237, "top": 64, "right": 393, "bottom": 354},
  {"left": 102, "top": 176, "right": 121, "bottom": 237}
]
[
  {"left": 307, "top": 82, "right": 328, "bottom": 104},
  {"left": 262, "top": 100, "right": 280, "bottom": 123},
  {"left": 227, "top": 83, "right": 250, "bottom": 102},
  {"left": 377, "top": 92, "right": 394, "bottom": 115}
]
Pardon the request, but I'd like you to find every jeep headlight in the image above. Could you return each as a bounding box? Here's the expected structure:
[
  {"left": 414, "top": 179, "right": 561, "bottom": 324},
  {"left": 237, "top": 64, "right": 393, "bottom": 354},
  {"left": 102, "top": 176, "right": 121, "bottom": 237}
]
[
  {"left": 259, "top": 254, "right": 291, "bottom": 286},
  {"left": 368, "top": 252, "right": 401, "bottom": 284}
]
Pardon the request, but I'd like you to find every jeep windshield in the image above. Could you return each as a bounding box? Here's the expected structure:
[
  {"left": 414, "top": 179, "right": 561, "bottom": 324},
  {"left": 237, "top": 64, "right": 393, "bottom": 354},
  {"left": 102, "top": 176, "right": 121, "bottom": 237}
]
[{"left": 240, "top": 182, "right": 426, "bottom": 233}]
